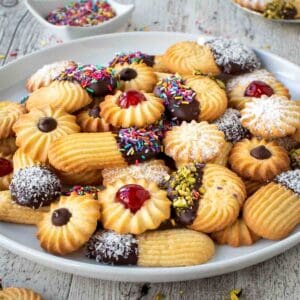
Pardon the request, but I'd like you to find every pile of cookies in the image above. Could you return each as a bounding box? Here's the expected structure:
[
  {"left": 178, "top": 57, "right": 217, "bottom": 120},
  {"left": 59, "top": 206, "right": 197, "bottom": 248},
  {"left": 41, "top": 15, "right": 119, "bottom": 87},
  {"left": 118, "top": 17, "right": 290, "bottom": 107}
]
[{"left": 0, "top": 37, "right": 299, "bottom": 267}]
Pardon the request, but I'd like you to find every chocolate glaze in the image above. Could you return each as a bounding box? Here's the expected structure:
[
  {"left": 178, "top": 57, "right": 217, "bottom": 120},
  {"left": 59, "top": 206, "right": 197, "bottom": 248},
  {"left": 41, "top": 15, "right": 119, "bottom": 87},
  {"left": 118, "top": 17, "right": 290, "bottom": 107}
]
[
  {"left": 175, "top": 201, "right": 199, "bottom": 226},
  {"left": 119, "top": 68, "right": 138, "bottom": 81},
  {"left": 167, "top": 98, "right": 200, "bottom": 122},
  {"left": 153, "top": 85, "right": 200, "bottom": 122},
  {"left": 157, "top": 219, "right": 182, "bottom": 230},
  {"left": 98, "top": 243, "right": 138, "bottom": 265},
  {"left": 168, "top": 163, "right": 205, "bottom": 226},
  {"left": 10, "top": 166, "right": 61, "bottom": 209},
  {"left": 38, "top": 117, "right": 58, "bottom": 132},
  {"left": 117, "top": 138, "right": 159, "bottom": 164},
  {"left": 142, "top": 55, "right": 155, "bottom": 67},
  {"left": 282, "top": 6, "right": 297, "bottom": 19},
  {"left": 87, "top": 77, "right": 117, "bottom": 97},
  {"left": 52, "top": 208, "right": 72, "bottom": 226},
  {"left": 250, "top": 145, "right": 272, "bottom": 160},
  {"left": 86, "top": 230, "right": 138, "bottom": 266},
  {"left": 115, "top": 129, "right": 161, "bottom": 165},
  {"left": 156, "top": 152, "right": 177, "bottom": 171}
]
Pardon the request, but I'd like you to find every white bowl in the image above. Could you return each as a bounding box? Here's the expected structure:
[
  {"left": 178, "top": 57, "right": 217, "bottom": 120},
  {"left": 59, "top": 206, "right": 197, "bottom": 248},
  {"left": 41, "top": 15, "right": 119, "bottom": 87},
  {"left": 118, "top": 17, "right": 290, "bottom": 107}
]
[
  {"left": 0, "top": 32, "right": 299, "bottom": 282},
  {"left": 24, "top": 0, "right": 135, "bottom": 40}
]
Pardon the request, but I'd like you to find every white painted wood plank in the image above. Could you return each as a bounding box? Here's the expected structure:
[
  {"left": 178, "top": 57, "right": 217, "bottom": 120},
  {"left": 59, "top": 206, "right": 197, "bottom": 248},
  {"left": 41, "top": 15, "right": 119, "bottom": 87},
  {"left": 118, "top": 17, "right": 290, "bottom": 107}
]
[
  {"left": 0, "top": 247, "right": 72, "bottom": 300},
  {"left": 0, "top": 0, "right": 299, "bottom": 299}
]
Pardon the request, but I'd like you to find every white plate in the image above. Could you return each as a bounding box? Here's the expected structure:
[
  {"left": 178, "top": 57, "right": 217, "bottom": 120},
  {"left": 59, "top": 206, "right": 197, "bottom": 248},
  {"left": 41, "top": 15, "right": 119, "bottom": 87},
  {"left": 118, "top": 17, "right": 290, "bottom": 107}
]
[
  {"left": 0, "top": 32, "right": 299, "bottom": 282},
  {"left": 231, "top": 0, "right": 300, "bottom": 23},
  {"left": 24, "top": 0, "right": 134, "bottom": 40}
]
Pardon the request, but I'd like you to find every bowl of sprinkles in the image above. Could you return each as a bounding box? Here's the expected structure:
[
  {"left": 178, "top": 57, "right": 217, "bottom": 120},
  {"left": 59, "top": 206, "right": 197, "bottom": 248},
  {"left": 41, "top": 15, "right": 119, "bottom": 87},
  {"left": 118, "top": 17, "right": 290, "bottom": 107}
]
[{"left": 24, "top": 0, "right": 134, "bottom": 40}]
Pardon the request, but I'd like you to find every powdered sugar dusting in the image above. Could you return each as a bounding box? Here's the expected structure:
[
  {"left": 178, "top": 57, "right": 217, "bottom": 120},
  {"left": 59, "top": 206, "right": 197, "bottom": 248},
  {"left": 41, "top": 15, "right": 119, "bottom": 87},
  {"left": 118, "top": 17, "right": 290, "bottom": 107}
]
[
  {"left": 275, "top": 170, "right": 300, "bottom": 195},
  {"left": 102, "top": 160, "right": 170, "bottom": 186},
  {"left": 214, "top": 108, "right": 248, "bottom": 143},
  {"left": 172, "top": 121, "right": 224, "bottom": 161},
  {"left": 205, "top": 38, "right": 261, "bottom": 74},
  {"left": 241, "top": 95, "right": 292, "bottom": 135},
  {"left": 30, "top": 61, "right": 75, "bottom": 82},
  {"left": 9, "top": 166, "right": 61, "bottom": 209},
  {"left": 86, "top": 230, "right": 138, "bottom": 265},
  {"left": 227, "top": 69, "right": 275, "bottom": 92}
]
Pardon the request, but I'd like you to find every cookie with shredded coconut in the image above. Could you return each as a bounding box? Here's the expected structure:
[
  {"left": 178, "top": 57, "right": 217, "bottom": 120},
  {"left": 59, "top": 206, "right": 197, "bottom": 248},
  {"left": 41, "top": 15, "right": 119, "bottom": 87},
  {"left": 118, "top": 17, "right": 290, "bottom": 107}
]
[
  {"left": 10, "top": 166, "right": 61, "bottom": 209},
  {"left": 275, "top": 169, "right": 300, "bottom": 195},
  {"left": 205, "top": 38, "right": 261, "bottom": 74},
  {"left": 241, "top": 95, "right": 300, "bottom": 139},
  {"left": 86, "top": 230, "right": 138, "bottom": 265},
  {"left": 214, "top": 108, "right": 249, "bottom": 143}
]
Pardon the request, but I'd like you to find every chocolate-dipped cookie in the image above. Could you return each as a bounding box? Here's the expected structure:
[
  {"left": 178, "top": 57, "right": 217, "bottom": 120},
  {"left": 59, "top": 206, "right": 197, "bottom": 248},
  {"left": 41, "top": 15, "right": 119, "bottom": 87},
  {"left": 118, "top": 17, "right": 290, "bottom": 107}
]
[
  {"left": 166, "top": 163, "right": 246, "bottom": 233},
  {"left": 204, "top": 38, "right": 261, "bottom": 74},
  {"left": 86, "top": 230, "right": 138, "bottom": 265},
  {"left": 57, "top": 64, "right": 118, "bottom": 97},
  {"left": 10, "top": 166, "right": 61, "bottom": 209},
  {"left": 214, "top": 108, "right": 249, "bottom": 143},
  {"left": 86, "top": 229, "right": 215, "bottom": 267}
]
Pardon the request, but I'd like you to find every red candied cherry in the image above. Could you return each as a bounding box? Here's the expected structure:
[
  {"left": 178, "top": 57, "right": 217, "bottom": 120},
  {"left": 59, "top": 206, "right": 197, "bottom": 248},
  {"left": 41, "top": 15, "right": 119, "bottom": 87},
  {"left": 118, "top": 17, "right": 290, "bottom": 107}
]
[
  {"left": 118, "top": 90, "right": 146, "bottom": 109},
  {"left": 116, "top": 184, "right": 150, "bottom": 213},
  {"left": 0, "top": 158, "right": 13, "bottom": 177},
  {"left": 244, "top": 81, "right": 274, "bottom": 98}
]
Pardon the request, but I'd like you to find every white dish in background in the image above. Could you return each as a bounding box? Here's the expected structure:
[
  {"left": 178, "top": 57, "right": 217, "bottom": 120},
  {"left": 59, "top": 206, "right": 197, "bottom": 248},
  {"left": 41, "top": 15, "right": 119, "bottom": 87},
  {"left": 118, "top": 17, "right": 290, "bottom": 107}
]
[
  {"left": 24, "top": 0, "right": 134, "bottom": 40},
  {"left": 0, "top": 32, "right": 299, "bottom": 282},
  {"left": 231, "top": 0, "right": 300, "bottom": 23}
]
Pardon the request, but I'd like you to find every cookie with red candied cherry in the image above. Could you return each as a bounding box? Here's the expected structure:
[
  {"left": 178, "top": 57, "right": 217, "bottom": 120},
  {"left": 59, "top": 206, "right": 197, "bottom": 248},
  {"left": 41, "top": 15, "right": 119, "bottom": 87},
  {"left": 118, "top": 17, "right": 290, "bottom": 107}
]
[
  {"left": 226, "top": 69, "right": 290, "bottom": 110},
  {"left": 0, "top": 152, "right": 13, "bottom": 191},
  {"left": 99, "top": 177, "right": 171, "bottom": 234},
  {"left": 100, "top": 90, "right": 165, "bottom": 128}
]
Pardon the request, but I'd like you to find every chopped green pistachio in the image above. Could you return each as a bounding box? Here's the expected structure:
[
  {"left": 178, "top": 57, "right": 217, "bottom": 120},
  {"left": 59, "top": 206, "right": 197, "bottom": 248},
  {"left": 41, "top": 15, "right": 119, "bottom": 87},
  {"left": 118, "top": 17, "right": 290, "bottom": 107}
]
[
  {"left": 173, "top": 198, "right": 188, "bottom": 208},
  {"left": 229, "top": 288, "right": 242, "bottom": 300},
  {"left": 263, "top": 0, "right": 297, "bottom": 19},
  {"left": 199, "top": 187, "right": 206, "bottom": 194}
]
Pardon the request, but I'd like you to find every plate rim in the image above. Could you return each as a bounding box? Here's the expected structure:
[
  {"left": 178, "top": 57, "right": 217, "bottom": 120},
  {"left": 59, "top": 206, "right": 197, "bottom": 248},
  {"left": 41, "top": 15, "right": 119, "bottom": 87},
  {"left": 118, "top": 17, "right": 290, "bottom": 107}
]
[{"left": 0, "top": 31, "right": 299, "bottom": 282}]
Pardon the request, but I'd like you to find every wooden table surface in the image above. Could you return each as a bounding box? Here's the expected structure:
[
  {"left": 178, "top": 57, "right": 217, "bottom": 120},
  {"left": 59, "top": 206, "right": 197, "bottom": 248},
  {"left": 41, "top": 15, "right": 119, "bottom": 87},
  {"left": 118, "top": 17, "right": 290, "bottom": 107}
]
[{"left": 0, "top": 1, "right": 300, "bottom": 299}]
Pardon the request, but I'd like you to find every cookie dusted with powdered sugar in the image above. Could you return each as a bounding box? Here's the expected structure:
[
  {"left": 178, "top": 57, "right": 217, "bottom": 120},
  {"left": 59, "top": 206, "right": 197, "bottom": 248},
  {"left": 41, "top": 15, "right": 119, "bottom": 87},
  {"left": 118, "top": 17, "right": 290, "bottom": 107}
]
[{"left": 241, "top": 95, "right": 300, "bottom": 139}]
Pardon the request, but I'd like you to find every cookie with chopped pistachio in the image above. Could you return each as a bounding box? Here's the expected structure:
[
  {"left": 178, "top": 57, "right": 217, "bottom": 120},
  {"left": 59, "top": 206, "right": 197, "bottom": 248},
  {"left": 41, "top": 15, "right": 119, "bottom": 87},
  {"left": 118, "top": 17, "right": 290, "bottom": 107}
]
[{"left": 166, "top": 163, "right": 246, "bottom": 233}]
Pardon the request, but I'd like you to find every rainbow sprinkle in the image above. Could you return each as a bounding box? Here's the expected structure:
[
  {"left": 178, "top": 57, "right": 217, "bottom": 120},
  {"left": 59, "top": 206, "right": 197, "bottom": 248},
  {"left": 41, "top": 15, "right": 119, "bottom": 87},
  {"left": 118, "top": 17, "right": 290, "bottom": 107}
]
[
  {"left": 46, "top": 0, "right": 116, "bottom": 27},
  {"left": 109, "top": 51, "right": 154, "bottom": 67},
  {"left": 56, "top": 64, "right": 117, "bottom": 92},
  {"left": 19, "top": 95, "right": 29, "bottom": 104},
  {"left": 146, "top": 114, "right": 180, "bottom": 139},
  {"left": 154, "top": 74, "right": 196, "bottom": 106},
  {"left": 63, "top": 185, "right": 100, "bottom": 199},
  {"left": 117, "top": 127, "right": 161, "bottom": 163}
]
